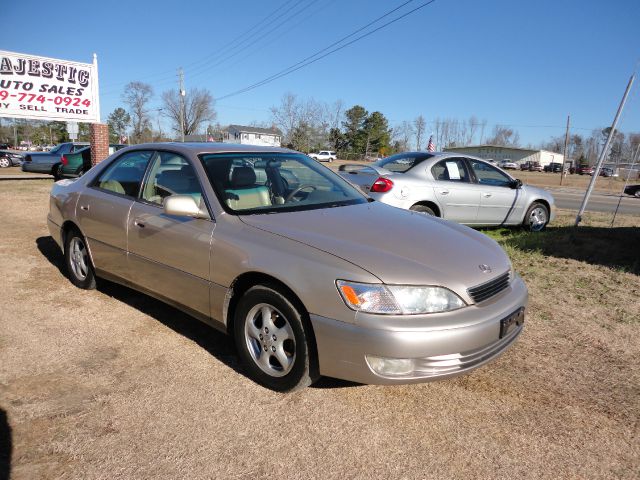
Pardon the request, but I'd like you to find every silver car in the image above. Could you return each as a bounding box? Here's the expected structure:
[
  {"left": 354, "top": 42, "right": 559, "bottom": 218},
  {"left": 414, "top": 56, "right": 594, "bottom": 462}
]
[
  {"left": 340, "top": 152, "right": 555, "bottom": 231},
  {"left": 48, "top": 143, "right": 528, "bottom": 391}
]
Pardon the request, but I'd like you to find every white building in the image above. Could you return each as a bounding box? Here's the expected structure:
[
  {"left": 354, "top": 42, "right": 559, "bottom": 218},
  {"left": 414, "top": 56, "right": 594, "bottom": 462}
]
[
  {"left": 444, "top": 145, "right": 563, "bottom": 167},
  {"left": 222, "top": 125, "right": 282, "bottom": 147}
]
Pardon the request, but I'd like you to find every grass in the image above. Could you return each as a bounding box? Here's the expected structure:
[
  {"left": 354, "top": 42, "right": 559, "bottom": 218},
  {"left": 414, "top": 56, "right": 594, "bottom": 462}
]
[{"left": 0, "top": 181, "right": 639, "bottom": 479}]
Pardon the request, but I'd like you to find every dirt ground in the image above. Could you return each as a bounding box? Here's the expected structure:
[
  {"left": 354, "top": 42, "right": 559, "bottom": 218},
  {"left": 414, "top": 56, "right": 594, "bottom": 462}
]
[{"left": 0, "top": 180, "right": 639, "bottom": 479}]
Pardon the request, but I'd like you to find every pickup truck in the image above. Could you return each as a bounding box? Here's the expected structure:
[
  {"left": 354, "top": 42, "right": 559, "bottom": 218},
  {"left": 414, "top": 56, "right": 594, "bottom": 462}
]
[
  {"left": 308, "top": 150, "right": 337, "bottom": 162},
  {"left": 21, "top": 142, "right": 89, "bottom": 178}
]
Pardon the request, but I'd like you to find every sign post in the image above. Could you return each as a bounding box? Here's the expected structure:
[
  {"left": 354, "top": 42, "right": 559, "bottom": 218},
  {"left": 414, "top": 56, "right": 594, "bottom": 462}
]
[{"left": 66, "top": 121, "right": 79, "bottom": 140}]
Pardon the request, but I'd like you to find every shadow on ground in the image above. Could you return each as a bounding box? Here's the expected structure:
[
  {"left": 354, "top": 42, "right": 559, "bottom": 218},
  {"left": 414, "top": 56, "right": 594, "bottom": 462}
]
[
  {"left": 0, "top": 408, "right": 11, "bottom": 480},
  {"left": 502, "top": 226, "right": 640, "bottom": 275},
  {"left": 35, "top": 236, "right": 360, "bottom": 390}
]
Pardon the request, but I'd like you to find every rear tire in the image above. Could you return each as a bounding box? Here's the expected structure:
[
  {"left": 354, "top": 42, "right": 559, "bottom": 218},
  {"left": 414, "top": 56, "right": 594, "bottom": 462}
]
[
  {"left": 234, "top": 285, "right": 316, "bottom": 392},
  {"left": 0, "top": 157, "right": 10, "bottom": 168},
  {"left": 64, "top": 228, "right": 96, "bottom": 289},
  {"left": 52, "top": 164, "right": 62, "bottom": 181},
  {"left": 523, "top": 202, "right": 549, "bottom": 232},
  {"left": 410, "top": 204, "right": 436, "bottom": 216}
]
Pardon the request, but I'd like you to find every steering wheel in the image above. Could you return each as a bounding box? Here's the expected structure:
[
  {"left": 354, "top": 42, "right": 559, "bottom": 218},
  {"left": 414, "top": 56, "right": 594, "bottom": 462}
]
[{"left": 285, "top": 184, "right": 317, "bottom": 203}]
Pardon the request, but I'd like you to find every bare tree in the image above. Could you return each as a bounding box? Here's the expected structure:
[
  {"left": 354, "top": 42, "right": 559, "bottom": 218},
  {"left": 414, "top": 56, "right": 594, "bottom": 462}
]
[
  {"left": 392, "top": 121, "right": 414, "bottom": 151},
  {"left": 122, "top": 82, "right": 153, "bottom": 143},
  {"left": 486, "top": 125, "right": 520, "bottom": 146},
  {"left": 270, "top": 93, "right": 301, "bottom": 144},
  {"left": 162, "top": 87, "right": 216, "bottom": 136},
  {"left": 413, "top": 115, "right": 426, "bottom": 150}
]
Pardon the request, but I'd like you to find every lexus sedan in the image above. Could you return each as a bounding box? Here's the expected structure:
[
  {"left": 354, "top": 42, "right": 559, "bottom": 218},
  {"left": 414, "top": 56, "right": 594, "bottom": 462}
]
[
  {"left": 48, "top": 143, "right": 527, "bottom": 391},
  {"left": 339, "top": 152, "right": 555, "bottom": 232}
]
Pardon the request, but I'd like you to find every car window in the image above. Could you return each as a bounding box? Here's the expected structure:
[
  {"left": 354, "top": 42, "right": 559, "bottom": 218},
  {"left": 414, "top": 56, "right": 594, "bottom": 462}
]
[
  {"left": 141, "top": 152, "right": 205, "bottom": 208},
  {"left": 431, "top": 158, "right": 471, "bottom": 183},
  {"left": 200, "top": 152, "right": 366, "bottom": 214},
  {"left": 470, "top": 160, "right": 512, "bottom": 187},
  {"left": 94, "top": 150, "right": 154, "bottom": 197},
  {"left": 376, "top": 153, "right": 434, "bottom": 173}
]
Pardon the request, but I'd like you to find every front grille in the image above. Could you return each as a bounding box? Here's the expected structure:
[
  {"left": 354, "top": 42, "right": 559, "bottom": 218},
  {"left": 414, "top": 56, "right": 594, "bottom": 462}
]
[{"left": 468, "top": 271, "right": 510, "bottom": 303}]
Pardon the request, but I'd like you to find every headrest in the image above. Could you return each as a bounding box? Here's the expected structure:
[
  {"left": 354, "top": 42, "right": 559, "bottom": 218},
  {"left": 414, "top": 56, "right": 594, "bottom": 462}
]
[{"left": 231, "top": 166, "right": 256, "bottom": 188}]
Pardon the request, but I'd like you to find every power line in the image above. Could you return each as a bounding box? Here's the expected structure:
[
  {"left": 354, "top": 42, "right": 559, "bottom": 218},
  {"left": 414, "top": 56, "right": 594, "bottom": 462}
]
[
  {"left": 217, "top": 0, "right": 436, "bottom": 100},
  {"left": 100, "top": 0, "right": 304, "bottom": 93}
]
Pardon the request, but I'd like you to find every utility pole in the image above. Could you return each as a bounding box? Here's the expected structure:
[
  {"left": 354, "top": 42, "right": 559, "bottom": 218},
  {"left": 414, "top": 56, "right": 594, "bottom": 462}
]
[
  {"left": 560, "top": 115, "right": 570, "bottom": 185},
  {"left": 178, "top": 68, "right": 186, "bottom": 142},
  {"left": 575, "top": 74, "right": 635, "bottom": 226}
]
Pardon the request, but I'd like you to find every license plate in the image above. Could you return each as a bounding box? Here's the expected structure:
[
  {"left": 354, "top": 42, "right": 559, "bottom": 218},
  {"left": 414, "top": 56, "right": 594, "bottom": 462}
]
[{"left": 499, "top": 307, "right": 525, "bottom": 338}]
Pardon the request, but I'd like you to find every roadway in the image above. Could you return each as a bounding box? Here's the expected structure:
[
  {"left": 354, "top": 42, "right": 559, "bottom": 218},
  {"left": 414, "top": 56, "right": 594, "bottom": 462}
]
[{"left": 546, "top": 187, "right": 640, "bottom": 215}]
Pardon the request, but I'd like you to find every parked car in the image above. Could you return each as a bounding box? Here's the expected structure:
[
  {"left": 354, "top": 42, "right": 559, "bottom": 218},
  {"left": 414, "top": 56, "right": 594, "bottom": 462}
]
[
  {"left": 308, "top": 150, "right": 337, "bottom": 162},
  {"left": 339, "top": 152, "right": 555, "bottom": 232},
  {"left": 21, "top": 142, "right": 89, "bottom": 178},
  {"left": 57, "top": 144, "right": 127, "bottom": 179},
  {"left": 498, "top": 160, "right": 518, "bottom": 170},
  {"left": 543, "top": 162, "right": 564, "bottom": 173},
  {"left": 48, "top": 143, "right": 528, "bottom": 391},
  {"left": 576, "top": 165, "right": 594, "bottom": 175},
  {"left": 595, "top": 167, "right": 618, "bottom": 177},
  {"left": 0, "top": 150, "right": 24, "bottom": 168},
  {"left": 623, "top": 185, "right": 640, "bottom": 197},
  {"left": 520, "top": 161, "right": 543, "bottom": 172}
]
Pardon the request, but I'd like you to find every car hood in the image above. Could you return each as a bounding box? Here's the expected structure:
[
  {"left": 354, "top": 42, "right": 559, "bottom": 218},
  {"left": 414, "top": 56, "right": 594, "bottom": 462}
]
[{"left": 239, "top": 202, "right": 511, "bottom": 295}]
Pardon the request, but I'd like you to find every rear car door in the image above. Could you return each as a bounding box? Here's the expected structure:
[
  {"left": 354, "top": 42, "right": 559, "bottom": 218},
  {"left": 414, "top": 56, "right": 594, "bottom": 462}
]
[
  {"left": 468, "top": 159, "right": 523, "bottom": 225},
  {"left": 127, "top": 151, "right": 215, "bottom": 318},
  {"left": 76, "top": 150, "right": 154, "bottom": 281},
  {"left": 430, "top": 158, "right": 479, "bottom": 223}
]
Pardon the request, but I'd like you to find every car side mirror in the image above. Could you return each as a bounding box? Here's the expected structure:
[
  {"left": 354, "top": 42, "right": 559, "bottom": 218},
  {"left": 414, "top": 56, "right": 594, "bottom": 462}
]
[
  {"left": 510, "top": 179, "right": 523, "bottom": 189},
  {"left": 163, "top": 195, "right": 208, "bottom": 219}
]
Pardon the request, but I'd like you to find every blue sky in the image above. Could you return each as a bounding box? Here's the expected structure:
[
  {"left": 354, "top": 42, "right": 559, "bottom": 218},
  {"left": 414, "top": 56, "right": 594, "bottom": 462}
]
[{"left": 4, "top": 0, "right": 640, "bottom": 146}]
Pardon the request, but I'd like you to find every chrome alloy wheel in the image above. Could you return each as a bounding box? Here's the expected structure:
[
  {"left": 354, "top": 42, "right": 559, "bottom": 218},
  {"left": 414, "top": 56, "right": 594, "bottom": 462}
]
[
  {"left": 244, "top": 303, "right": 296, "bottom": 377},
  {"left": 528, "top": 206, "right": 548, "bottom": 232},
  {"left": 0, "top": 157, "right": 10, "bottom": 168},
  {"left": 69, "top": 237, "right": 89, "bottom": 280}
]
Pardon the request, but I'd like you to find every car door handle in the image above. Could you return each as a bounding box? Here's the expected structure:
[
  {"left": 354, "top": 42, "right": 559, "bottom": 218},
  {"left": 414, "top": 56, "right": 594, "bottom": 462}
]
[
  {"left": 80, "top": 205, "right": 89, "bottom": 211},
  {"left": 134, "top": 220, "right": 145, "bottom": 228},
  {"left": 439, "top": 190, "right": 450, "bottom": 195},
  {"left": 483, "top": 193, "right": 492, "bottom": 198}
]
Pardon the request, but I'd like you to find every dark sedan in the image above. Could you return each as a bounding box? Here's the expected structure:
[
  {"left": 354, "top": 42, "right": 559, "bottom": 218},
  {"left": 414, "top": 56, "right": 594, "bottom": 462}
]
[
  {"left": 0, "top": 150, "right": 24, "bottom": 168},
  {"left": 22, "top": 142, "right": 89, "bottom": 177},
  {"left": 624, "top": 184, "right": 640, "bottom": 198}
]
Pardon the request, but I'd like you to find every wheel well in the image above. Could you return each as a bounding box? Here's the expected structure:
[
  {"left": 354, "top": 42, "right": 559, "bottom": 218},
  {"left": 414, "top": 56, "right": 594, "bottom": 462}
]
[
  {"left": 530, "top": 199, "right": 550, "bottom": 214},
  {"left": 411, "top": 201, "right": 440, "bottom": 217},
  {"left": 225, "top": 272, "right": 319, "bottom": 375},
  {"left": 60, "top": 220, "right": 80, "bottom": 246}
]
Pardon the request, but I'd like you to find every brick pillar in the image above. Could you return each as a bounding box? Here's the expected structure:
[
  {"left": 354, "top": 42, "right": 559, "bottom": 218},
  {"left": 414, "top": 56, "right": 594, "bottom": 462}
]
[{"left": 90, "top": 123, "right": 110, "bottom": 166}]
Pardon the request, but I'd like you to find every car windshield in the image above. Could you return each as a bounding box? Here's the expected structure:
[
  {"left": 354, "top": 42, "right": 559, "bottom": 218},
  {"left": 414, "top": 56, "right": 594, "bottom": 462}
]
[
  {"left": 200, "top": 152, "right": 367, "bottom": 214},
  {"left": 374, "top": 153, "right": 435, "bottom": 173}
]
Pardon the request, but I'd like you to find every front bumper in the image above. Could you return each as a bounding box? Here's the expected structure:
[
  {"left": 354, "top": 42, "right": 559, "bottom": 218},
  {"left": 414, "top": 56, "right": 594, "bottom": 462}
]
[{"left": 310, "top": 275, "right": 528, "bottom": 384}]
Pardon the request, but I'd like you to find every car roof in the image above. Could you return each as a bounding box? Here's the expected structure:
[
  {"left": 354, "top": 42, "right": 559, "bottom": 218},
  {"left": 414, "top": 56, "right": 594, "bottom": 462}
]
[{"left": 122, "top": 142, "right": 297, "bottom": 155}]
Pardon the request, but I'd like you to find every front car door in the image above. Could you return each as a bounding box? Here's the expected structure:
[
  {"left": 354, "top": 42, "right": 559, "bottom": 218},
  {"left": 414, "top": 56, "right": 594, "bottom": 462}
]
[
  {"left": 127, "top": 150, "right": 215, "bottom": 319},
  {"left": 76, "top": 150, "right": 154, "bottom": 281},
  {"left": 430, "top": 157, "right": 479, "bottom": 223},
  {"left": 467, "top": 159, "right": 523, "bottom": 225}
]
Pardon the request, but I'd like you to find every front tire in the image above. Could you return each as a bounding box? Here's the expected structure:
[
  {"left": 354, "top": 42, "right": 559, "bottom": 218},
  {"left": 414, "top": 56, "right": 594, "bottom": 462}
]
[
  {"left": 234, "top": 285, "right": 316, "bottom": 392},
  {"left": 524, "top": 202, "right": 549, "bottom": 232},
  {"left": 64, "top": 228, "right": 96, "bottom": 289},
  {"left": 0, "top": 157, "right": 10, "bottom": 168},
  {"left": 410, "top": 204, "right": 436, "bottom": 216}
]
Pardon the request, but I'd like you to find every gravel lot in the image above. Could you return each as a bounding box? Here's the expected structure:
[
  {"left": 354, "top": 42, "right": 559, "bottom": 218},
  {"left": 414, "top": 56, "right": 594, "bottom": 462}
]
[{"left": 0, "top": 180, "right": 638, "bottom": 479}]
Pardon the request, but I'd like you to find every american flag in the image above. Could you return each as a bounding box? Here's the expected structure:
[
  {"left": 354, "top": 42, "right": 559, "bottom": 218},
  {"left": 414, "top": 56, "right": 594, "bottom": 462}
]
[{"left": 427, "top": 135, "right": 435, "bottom": 152}]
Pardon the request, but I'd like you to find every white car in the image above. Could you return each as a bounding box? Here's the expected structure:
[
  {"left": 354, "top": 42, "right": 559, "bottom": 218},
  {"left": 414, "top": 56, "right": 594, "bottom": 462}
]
[
  {"left": 339, "top": 151, "right": 555, "bottom": 232},
  {"left": 499, "top": 160, "right": 518, "bottom": 170},
  {"left": 308, "top": 150, "right": 337, "bottom": 162}
]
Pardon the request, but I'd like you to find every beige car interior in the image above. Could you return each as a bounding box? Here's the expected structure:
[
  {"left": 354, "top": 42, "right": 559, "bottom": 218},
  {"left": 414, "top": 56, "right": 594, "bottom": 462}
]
[{"left": 225, "top": 166, "right": 272, "bottom": 210}]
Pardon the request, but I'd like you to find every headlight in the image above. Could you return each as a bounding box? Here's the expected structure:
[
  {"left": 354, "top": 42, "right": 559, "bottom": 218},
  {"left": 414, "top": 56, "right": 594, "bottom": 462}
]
[{"left": 336, "top": 280, "right": 466, "bottom": 315}]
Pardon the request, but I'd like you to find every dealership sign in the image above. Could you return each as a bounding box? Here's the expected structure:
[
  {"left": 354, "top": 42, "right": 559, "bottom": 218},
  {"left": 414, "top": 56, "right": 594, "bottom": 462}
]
[{"left": 0, "top": 50, "right": 100, "bottom": 123}]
